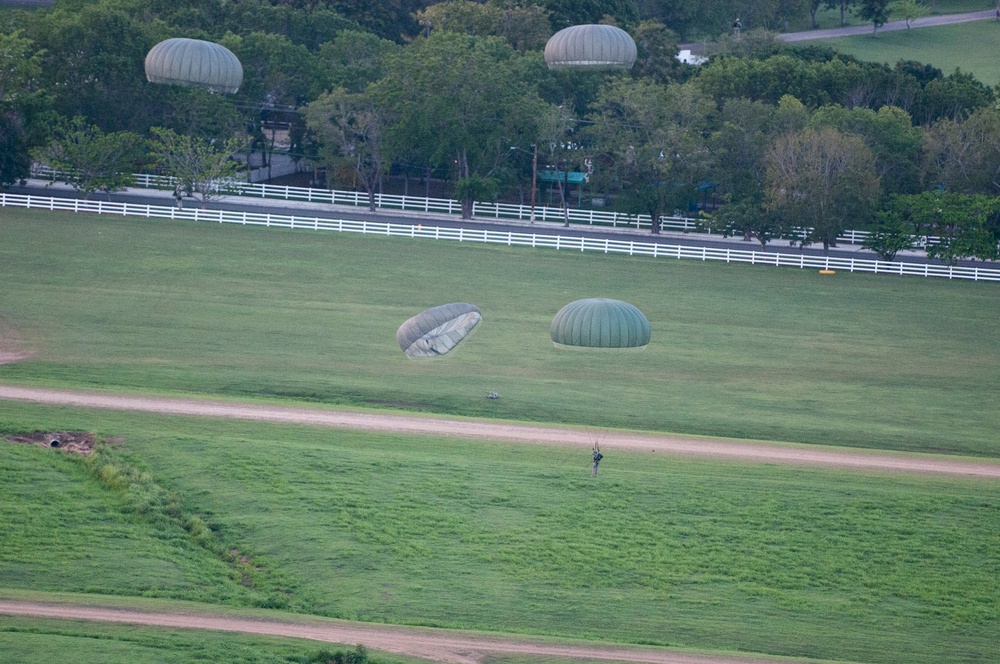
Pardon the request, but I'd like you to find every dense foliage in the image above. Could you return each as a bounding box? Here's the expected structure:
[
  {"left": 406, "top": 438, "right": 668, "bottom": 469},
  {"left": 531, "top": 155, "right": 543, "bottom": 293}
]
[{"left": 3, "top": 0, "right": 1000, "bottom": 254}]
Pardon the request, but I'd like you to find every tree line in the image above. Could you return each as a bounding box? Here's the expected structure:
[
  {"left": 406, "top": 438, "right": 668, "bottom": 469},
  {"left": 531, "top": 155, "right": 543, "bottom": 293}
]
[{"left": 2, "top": 0, "right": 999, "bottom": 261}]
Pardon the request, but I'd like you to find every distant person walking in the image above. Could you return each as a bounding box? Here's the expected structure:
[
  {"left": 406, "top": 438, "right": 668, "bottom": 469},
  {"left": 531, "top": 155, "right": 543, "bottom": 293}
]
[
  {"left": 592, "top": 444, "right": 604, "bottom": 477},
  {"left": 733, "top": 17, "right": 742, "bottom": 40}
]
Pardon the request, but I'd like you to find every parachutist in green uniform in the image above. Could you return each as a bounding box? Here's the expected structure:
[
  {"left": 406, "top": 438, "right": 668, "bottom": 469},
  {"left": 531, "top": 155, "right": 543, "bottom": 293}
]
[{"left": 592, "top": 445, "right": 603, "bottom": 477}]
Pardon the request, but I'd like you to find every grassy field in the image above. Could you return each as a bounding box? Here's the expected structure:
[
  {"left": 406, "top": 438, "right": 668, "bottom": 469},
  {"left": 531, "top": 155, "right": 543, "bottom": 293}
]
[
  {"left": 2, "top": 209, "right": 999, "bottom": 457},
  {"left": 2, "top": 401, "right": 999, "bottom": 664},
  {"left": 2, "top": 208, "right": 1000, "bottom": 663},
  {"left": 0, "top": 613, "right": 386, "bottom": 664},
  {"left": 815, "top": 20, "right": 1000, "bottom": 86}
]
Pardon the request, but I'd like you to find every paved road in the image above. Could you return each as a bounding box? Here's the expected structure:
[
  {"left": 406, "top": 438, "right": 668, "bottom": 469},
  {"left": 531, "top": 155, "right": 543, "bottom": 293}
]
[
  {"left": 7, "top": 179, "right": 947, "bottom": 265},
  {"left": 779, "top": 9, "right": 997, "bottom": 42},
  {"left": 682, "top": 9, "right": 998, "bottom": 50}
]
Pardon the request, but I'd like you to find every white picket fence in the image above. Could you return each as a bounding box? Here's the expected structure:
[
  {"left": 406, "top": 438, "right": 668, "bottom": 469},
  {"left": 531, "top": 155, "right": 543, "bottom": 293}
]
[
  {"left": 4, "top": 193, "right": 998, "bottom": 282},
  {"left": 32, "top": 166, "right": 876, "bottom": 243}
]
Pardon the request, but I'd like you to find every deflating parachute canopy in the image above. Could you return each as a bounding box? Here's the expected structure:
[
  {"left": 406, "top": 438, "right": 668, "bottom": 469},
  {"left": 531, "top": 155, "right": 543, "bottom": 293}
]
[
  {"left": 551, "top": 298, "right": 650, "bottom": 349},
  {"left": 396, "top": 303, "right": 482, "bottom": 358},
  {"left": 145, "top": 38, "right": 244, "bottom": 94}
]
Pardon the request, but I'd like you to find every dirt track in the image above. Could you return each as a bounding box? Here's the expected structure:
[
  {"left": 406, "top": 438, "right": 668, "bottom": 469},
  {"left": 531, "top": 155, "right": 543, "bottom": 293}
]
[
  {"left": 0, "top": 600, "right": 793, "bottom": 664},
  {"left": 2, "top": 384, "right": 999, "bottom": 478}
]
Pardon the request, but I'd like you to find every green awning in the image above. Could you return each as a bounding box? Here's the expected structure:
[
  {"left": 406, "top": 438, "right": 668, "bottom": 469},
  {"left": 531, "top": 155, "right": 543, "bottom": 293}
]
[{"left": 538, "top": 170, "right": 587, "bottom": 184}]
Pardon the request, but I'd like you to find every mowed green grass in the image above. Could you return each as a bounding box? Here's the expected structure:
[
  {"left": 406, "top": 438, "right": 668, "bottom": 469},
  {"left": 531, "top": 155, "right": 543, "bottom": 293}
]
[
  {"left": 815, "top": 20, "right": 1000, "bottom": 86},
  {"left": 2, "top": 402, "right": 998, "bottom": 664},
  {"left": 2, "top": 209, "right": 999, "bottom": 456}
]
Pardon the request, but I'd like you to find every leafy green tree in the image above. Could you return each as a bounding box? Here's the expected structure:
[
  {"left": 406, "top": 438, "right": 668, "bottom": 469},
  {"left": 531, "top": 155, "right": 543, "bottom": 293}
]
[
  {"left": 33, "top": 116, "right": 143, "bottom": 198},
  {"left": 0, "top": 30, "right": 43, "bottom": 118},
  {"left": 709, "top": 98, "right": 776, "bottom": 204},
  {"left": 587, "top": 78, "right": 714, "bottom": 233},
  {"left": 23, "top": 3, "right": 163, "bottom": 133},
  {"left": 0, "top": 30, "right": 48, "bottom": 185},
  {"left": 542, "top": 0, "right": 639, "bottom": 29},
  {"left": 858, "top": 0, "right": 890, "bottom": 31},
  {"left": 317, "top": 31, "right": 399, "bottom": 94},
  {"left": 706, "top": 98, "right": 785, "bottom": 246},
  {"left": 913, "top": 69, "right": 994, "bottom": 125},
  {"left": 808, "top": 0, "right": 823, "bottom": 27},
  {"left": 922, "top": 107, "right": 1000, "bottom": 196},
  {"left": 224, "top": 32, "right": 328, "bottom": 111},
  {"left": 889, "top": 0, "right": 927, "bottom": 28},
  {"left": 711, "top": 27, "right": 785, "bottom": 59},
  {"left": 222, "top": 31, "right": 328, "bottom": 177},
  {"left": 326, "top": 0, "right": 424, "bottom": 40},
  {"left": 825, "top": 0, "right": 855, "bottom": 26},
  {"left": 491, "top": 1, "right": 553, "bottom": 51},
  {"left": 891, "top": 191, "right": 1000, "bottom": 263},
  {"left": 536, "top": 102, "right": 578, "bottom": 225},
  {"left": 810, "top": 104, "right": 922, "bottom": 196},
  {"left": 766, "top": 126, "right": 880, "bottom": 253},
  {"left": 417, "top": 1, "right": 552, "bottom": 51},
  {"left": 304, "top": 88, "right": 394, "bottom": 211},
  {"left": 453, "top": 174, "right": 500, "bottom": 212},
  {"left": 0, "top": 113, "right": 30, "bottom": 187},
  {"left": 371, "top": 32, "right": 545, "bottom": 218},
  {"left": 149, "top": 127, "right": 243, "bottom": 207},
  {"left": 705, "top": 199, "right": 789, "bottom": 250},
  {"left": 861, "top": 205, "right": 917, "bottom": 260},
  {"left": 417, "top": 1, "right": 499, "bottom": 37},
  {"left": 631, "top": 19, "right": 685, "bottom": 84}
]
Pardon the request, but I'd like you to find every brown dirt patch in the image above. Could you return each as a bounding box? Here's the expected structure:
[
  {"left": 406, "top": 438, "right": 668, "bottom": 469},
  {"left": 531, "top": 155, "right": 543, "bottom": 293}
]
[{"left": 5, "top": 431, "right": 97, "bottom": 455}]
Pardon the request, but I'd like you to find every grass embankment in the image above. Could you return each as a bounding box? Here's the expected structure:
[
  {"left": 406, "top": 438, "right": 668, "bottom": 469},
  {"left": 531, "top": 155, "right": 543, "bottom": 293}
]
[
  {"left": 816, "top": 20, "right": 1000, "bottom": 86},
  {"left": 2, "top": 210, "right": 999, "bottom": 456},
  {"left": 2, "top": 402, "right": 998, "bottom": 664}
]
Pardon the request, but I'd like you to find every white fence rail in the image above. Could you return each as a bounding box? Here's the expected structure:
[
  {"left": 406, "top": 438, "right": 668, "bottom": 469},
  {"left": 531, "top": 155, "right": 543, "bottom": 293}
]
[
  {"left": 31, "top": 166, "right": 878, "bottom": 244},
  {"left": 5, "top": 193, "right": 998, "bottom": 283}
]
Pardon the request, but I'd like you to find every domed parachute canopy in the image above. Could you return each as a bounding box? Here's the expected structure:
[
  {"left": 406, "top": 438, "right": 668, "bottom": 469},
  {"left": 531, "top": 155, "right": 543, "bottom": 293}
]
[
  {"left": 145, "top": 38, "right": 244, "bottom": 94},
  {"left": 396, "top": 303, "right": 482, "bottom": 358},
  {"left": 550, "top": 298, "right": 650, "bottom": 348},
  {"left": 544, "top": 24, "right": 637, "bottom": 70}
]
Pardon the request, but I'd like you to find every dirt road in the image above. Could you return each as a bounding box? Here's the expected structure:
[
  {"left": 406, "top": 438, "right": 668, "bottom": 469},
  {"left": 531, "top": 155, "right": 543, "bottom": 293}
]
[
  {"left": 0, "top": 600, "right": 798, "bottom": 664},
  {"left": 2, "top": 384, "right": 998, "bottom": 478}
]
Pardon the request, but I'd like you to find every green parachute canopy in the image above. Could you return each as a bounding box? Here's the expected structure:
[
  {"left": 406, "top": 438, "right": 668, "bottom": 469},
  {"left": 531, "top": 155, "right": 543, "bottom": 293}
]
[
  {"left": 396, "top": 303, "right": 482, "bottom": 358},
  {"left": 145, "top": 38, "right": 243, "bottom": 94},
  {"left": 550, "top": 298, "right": 650, "bottom": 349}
]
